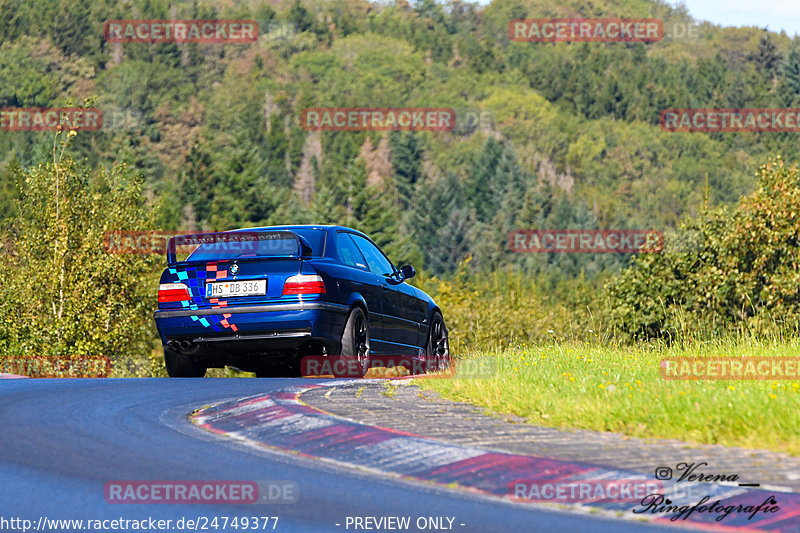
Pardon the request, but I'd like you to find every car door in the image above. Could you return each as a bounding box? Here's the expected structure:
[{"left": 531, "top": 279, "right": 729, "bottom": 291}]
[
  {"left": 350, "top": 234, "right": 423, "bottom": 355},
  {"left": 334, "top": 232, "right": 384, "bottom": 345}
]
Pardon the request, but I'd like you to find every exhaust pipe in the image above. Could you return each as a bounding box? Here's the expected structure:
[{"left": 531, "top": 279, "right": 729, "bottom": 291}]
[{"left": 169, "top": 339, "right": 196, "bottom": 353}]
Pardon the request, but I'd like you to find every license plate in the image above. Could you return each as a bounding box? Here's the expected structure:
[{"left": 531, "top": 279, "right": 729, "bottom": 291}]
[{"left": 205, "top": 279, "right": 266, "bottom": 298}]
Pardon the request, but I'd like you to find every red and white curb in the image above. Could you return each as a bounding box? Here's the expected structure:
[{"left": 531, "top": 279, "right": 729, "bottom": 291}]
[
  {"left": 0, "top": 373, "right": 28, "bottom": 379},
  {"left": 191, "top": 383, "right": 800, "bottom": 531}
]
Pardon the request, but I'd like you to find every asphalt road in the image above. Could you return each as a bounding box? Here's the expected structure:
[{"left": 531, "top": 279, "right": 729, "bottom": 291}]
[{"left": 0, "top": 379, "right": 684, "bottom": 533}]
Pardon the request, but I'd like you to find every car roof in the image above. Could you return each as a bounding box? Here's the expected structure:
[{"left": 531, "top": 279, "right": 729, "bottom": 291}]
[
  {"left": 227, "top": 226, "right": 375, "bottom": 258},
  {"left": 230, "top": 225, "right": 369, "bottom": 238}
]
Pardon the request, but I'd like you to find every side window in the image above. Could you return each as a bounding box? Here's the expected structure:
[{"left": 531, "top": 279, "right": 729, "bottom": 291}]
[
  {"left": 336, "top": 232, "right": 368, "bottom": 270},
  {"left": 351, "top": 235, "right": 394, "bottom": 276}
]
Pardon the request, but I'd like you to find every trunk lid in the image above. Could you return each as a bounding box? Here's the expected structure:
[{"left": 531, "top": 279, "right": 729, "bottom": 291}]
[{"left": 158, "top": 230, "right": 314, "bottom": 310}]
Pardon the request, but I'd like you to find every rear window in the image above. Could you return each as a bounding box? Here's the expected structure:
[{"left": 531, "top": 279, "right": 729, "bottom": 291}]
[
  {"left": 171, "top": 229, "right": 327, "bottom": 263},
  {"left": 184, "top": 231, "right": 299, "bottom": 262}
]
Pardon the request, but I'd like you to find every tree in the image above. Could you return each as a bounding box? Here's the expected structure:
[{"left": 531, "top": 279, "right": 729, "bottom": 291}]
[
  {"left": 749, "top": 32, "right": 782, "bottom": 80},
  {"left": 606, "top": 156, "right": 800, "bottom": 340},
  {"left": 408, "top": 171, "right": 472, "bottom": 276},
  {"left": 178, "top": 141, "right": 215, "bottom": 228},
  {"left": 389, "top": 132, "right": 423, "bottom": 208},
  {"left": 466, "top": 137, "right": 503, "bottom": 223},
  {"left": 0, "top": 134, "right": 161, "bottom": 367},
  {"left": 288, "top": 0, "right": 315, "bottom": 33},
  {"left": 778, "top": 37, "right": 800, "bottom": 105},
  {"left": 413, "top": 0, "right": 445, "bottom": 24},
  {"left": 0, "top": 152, "right": 21, "bottom": 221}
]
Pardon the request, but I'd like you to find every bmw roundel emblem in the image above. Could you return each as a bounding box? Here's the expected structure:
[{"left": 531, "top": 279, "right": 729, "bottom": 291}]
[{"left": 229, "top": 264, "right": 239, "bottom": 275}]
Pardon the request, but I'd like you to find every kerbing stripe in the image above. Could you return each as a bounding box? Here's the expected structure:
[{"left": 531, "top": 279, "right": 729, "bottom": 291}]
[
  {"left": 237, "top": 413, "right": 338, "bottom": 437},
  {"left": 199, "top": 398, "right": 277, "bottom": 422},
  {"left": 190, "top": 385, "right": 800, "bottom": 532},
  {"left": 351, "top": 437, "right": 486, "bottom": 474}
]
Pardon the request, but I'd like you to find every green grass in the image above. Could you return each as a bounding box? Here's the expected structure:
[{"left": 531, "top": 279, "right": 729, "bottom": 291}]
[{"left": 418, "top": 338, "right": 800, "bottom": 455}]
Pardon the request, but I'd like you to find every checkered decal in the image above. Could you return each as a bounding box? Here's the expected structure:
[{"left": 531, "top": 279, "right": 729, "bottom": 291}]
[{"left": 168, "top": 262, "right": 238, "bottom": 332}]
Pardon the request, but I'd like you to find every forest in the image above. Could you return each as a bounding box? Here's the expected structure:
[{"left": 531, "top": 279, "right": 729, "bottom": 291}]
[{"left": 3, "top": 0, "right": 800, "bottom": 371}]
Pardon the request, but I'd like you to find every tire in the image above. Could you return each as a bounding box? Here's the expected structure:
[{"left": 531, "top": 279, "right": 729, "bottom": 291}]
[
  {"left": 334, "top": 306, "right": 370, "bottom": 378},
  {"left": 425, "top": 311, "right": 450, "bottom": 373},
  {"left": 164, "top": 346, "right": 207, "bottom": 377}
]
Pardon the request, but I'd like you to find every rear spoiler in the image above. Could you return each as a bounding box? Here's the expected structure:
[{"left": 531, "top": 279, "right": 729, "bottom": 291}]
[{"left": 166, "top": 230, "right": 313, "bottom": 265}]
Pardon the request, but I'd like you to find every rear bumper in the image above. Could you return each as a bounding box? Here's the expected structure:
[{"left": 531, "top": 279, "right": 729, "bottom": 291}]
[
  {"left": 154, "top": 301, "right": 349, "bottom": 353},
  {"left": 154, "top": 301, "right": 346, "bottom": 319}
]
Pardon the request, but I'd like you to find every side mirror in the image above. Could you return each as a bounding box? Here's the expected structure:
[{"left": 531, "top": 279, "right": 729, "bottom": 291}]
[{"left": 398, "top": 264, "right": 415, "bottom": 281}]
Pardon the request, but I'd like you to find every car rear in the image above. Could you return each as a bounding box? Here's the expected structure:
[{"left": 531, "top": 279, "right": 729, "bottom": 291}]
[{"left": 153, "top": 228, "right": 348, "bottom": 373}]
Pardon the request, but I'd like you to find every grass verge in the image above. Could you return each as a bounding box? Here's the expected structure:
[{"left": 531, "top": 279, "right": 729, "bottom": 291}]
[{"left": 417, "top": 338, "right": 800, "bottom": 455}]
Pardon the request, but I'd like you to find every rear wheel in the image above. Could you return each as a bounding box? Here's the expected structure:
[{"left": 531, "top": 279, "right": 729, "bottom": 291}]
[
  {"left": 425, "top": 312, "right": 450, "bottom": 373},
  {"left": 334, "top": 307, "right": 370, "bottom": 378},
  {"left": 164, "top": 346, "right": 207, "bottom": 377}
]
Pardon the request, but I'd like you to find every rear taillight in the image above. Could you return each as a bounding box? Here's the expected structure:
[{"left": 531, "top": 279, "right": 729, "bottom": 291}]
[
  {"left": 282, "top": 274, "right": 326, "bottom": 295},
  {"left": 158, "top": 283, "right": 191, "bottom": 303}
]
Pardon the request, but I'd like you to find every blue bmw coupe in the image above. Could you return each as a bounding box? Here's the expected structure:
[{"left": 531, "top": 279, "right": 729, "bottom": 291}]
[{"left": 154, "top": 225, "right": 449, "bottom": 377}]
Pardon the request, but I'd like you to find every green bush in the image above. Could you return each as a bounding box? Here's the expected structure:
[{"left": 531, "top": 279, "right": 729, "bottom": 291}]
[
  {"left": 0, "top": 139, "right": 162, "bottom": 373},
  {"left": 605, "top": 155, "right": 800, "bottom": 340},
  {"left": 414, "top": 258, "right": 607, "bottom": 354}
]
